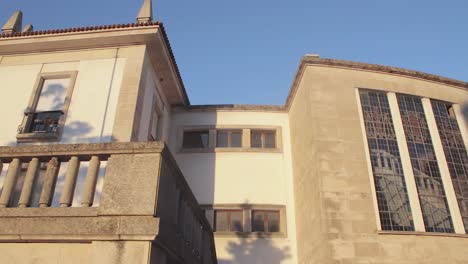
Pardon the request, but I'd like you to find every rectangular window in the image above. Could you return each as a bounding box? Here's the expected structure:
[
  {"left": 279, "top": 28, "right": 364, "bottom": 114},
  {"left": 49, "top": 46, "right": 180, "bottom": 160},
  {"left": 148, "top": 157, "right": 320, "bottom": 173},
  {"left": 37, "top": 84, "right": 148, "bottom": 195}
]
[
  {"left": 397, "top": 94, "right": 454, "bottom": 233},
  {"left": 182, "top": 130, "right": 209, "bottom": 149},
  {"left": 216, "top": 130, "right": 242, "bottom": 148},
  {"left": 252, "top": 210, "right": 280, "bottom": 232},
  {"left": 214, "top": 210, "right": 243, "bottom": 232},
  {"left": 251, "top": 130, "right": 276, "bottom": 148},
  {"left": 431, "top": 100, "right": 468, "bottom": 232},
  {"left": 18, "top": 72, "right": 77, "bottom": 142},
  {"left": 359, "top": 90, "right": 414, "bottom": 231}
]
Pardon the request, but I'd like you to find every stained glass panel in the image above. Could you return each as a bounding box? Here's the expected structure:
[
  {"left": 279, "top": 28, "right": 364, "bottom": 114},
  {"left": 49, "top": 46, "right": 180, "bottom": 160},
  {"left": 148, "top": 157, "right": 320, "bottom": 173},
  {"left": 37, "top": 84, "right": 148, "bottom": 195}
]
[
  {"left": 397, "top": 94, "right": 454, "bottom": 233},
  {"left": 359, "top": 90, "right": 414, "bottom": 231},
  {"left": 432, "top": 100, "right": 468, "bottom": 232}
]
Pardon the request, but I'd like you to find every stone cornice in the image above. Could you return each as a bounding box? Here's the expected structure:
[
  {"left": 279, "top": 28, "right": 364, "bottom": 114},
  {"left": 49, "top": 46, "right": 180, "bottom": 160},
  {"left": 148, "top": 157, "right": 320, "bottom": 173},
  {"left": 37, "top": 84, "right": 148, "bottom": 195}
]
[{"left": 285, "top": 56, "right": 468, "bottom": 110}]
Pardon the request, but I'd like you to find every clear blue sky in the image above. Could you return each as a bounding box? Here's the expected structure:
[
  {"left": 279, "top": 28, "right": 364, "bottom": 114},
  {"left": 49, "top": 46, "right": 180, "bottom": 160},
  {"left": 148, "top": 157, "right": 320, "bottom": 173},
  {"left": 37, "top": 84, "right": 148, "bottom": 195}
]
[{"left": 1, "top": 0, "right": 467, "bottom": 105}]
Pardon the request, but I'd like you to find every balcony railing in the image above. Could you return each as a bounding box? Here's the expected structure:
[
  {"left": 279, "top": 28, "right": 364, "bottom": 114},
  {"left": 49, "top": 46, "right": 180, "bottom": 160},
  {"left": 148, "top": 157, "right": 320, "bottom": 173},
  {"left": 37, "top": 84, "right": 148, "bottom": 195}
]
[{"left": 0, "top": 142, "right": 217, "bottom": 264}]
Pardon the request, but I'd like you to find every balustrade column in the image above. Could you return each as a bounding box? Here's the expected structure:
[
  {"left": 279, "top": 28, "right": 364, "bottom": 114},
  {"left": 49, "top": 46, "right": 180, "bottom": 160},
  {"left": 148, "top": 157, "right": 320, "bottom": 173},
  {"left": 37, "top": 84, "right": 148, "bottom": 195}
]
[
  {"left": 39, "top": 157, "right": 60, "bottom": 207},
  {"left": 81, "top": 156, "right": 100, "bottom": 207},
  {"left": 60, "top": 156, "right": 80, "bottom": 207},
  {"left": 0, "top": 158, "right": 21, "bottom": 208},
  {"left": 18, "top": 158, "right": 40, "bottom": 208}
]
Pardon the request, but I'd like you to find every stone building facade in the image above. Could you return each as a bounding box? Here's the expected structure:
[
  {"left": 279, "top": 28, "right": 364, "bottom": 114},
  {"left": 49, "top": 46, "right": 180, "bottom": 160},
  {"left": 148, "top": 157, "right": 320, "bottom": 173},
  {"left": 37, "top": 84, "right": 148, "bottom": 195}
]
[{"left": 0, "top": 1, "right": 467, "bottom": 263}]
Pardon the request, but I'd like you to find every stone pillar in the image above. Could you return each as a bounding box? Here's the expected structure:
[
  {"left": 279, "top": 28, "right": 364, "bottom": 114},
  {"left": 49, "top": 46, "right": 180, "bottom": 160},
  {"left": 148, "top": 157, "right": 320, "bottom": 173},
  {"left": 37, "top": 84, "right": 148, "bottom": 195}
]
[
  {"left": 0, "top": 158, "right": 21, "bottom": 208},
  {"left": 39, "top": 157, "right": 60, "bottom": 208},
  {"left": 60, "top": 156, "right": 80, "bottom": 207},
  {"left": 18, "top": 158, "right": 40, "bottom": 208},
  {"left": 81, "top": 156, "right": 100, "bottom": 207}
]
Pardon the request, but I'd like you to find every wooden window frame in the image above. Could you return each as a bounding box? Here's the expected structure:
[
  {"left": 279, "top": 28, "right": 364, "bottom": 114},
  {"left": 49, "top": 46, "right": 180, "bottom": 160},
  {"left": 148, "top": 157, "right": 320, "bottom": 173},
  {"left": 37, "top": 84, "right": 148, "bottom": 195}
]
[
  {"left": 214, "top": 209, "right": 244, "bottom": 232},
  {"left": 250, "top": 129, "right": 277, "bottom": 149},
  {"left": 201, "top": 204, "right": 287, "bottom": 238},
  {"left": 181, "top": 129, "right": 210, "bottom": 149},
  {"left": 178, "top": 126, "right": 283, "bottom": 153},
  {"left": 17, "top": 71, "right": 78, "bottom": 143},
  {"left": 216, "top": 129, "right": 242, "bottom": 148},
  {"left": 251, "top": 209, "right": 280, "bottom": 233}
]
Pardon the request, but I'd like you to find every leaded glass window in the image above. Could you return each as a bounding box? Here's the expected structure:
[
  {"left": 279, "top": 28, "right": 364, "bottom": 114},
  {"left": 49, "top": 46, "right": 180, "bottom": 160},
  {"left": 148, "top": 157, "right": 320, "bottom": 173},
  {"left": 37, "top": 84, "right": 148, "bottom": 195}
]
[
  {"left": 359, "top": 90, "right": 414, "bottom": 231},
  {"left": 397, "top": 94, "right": 454, "bottom": 233},
  {"left": 431, "top": 100, "right": 468, "bottom": 232}
]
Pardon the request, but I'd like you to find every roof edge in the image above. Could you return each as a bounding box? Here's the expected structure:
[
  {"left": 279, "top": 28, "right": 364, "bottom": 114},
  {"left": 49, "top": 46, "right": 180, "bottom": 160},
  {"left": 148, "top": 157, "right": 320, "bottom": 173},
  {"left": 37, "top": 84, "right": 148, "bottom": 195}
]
[
  {"left": 285, "top": 56, "right": 468, "bottom": 110},
  {"left": 173, "top": 104, "right": 285, "bottom": 113}
]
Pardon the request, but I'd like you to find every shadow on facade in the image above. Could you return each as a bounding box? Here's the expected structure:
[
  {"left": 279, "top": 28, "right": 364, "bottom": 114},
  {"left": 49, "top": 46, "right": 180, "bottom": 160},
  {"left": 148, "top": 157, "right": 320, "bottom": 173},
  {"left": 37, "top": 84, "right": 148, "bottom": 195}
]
[{"left": 219, "top": 233, "right": 291, "bottom": 264}]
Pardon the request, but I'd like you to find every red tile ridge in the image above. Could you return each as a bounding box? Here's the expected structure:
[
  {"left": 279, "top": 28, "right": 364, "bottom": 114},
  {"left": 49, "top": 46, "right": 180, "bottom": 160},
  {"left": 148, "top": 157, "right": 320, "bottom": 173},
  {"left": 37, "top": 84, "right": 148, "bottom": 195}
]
[{"left": 0, "top": 21, "right": 162, "bottom": 38}]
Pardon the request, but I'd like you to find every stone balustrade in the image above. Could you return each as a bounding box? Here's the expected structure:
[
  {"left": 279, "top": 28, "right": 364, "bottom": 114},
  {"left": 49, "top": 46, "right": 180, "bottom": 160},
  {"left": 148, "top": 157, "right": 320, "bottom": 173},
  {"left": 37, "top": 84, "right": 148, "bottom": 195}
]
[{"left": 0, "top": 142, "right": 217, "bottom": 264}]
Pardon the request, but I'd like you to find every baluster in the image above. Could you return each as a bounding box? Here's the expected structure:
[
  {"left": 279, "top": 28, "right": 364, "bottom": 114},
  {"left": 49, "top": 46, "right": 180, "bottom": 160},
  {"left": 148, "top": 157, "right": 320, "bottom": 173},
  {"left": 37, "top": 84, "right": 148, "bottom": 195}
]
[
  {"left": 39, "top": 157, "right": 60, "bottom": 208},
  {"left": 60, "top": 156, "right": 80, "bottom": 207},
  {"left": 81, "top": 156, "right": 100, "bottom": 207},
  {"left": 18, "top": 158, "right": 40, "bottom": 208},
  {"left": 0, "top": 158, "right": 21, "bottom": 208}
]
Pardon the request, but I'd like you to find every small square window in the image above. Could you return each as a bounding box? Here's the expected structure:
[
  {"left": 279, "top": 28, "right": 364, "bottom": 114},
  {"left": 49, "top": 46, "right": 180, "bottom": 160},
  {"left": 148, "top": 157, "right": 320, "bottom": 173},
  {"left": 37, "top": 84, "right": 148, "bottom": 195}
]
[
  {"left": 183, "top": 130, "right": 209, "bottom": 149},
  {"left": 252, "top": 210, "right": 280, "bottom": 232},
  {"left": 217, "top": 130, "right": 242, "bottom": 148},
  {"left": 214, "top": 210, "right": 243, "bottom": 232},
  {"left": 251, "top": 130, "right": 276, "bottom": 149}
]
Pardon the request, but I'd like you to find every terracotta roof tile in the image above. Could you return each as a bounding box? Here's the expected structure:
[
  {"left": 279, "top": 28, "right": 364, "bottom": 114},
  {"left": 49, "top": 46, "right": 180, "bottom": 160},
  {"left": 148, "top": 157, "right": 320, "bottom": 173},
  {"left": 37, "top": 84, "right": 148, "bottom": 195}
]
[{"left": 0, "top": 21, "right": 161, "bottom": 38}]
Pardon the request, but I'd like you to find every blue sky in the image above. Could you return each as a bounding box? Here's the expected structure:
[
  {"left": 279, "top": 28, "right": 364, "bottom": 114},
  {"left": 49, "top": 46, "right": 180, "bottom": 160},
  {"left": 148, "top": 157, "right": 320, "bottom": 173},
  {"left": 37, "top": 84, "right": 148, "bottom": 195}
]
[{"left": 1, "top": 0, "right": 467, "bottom": 105}]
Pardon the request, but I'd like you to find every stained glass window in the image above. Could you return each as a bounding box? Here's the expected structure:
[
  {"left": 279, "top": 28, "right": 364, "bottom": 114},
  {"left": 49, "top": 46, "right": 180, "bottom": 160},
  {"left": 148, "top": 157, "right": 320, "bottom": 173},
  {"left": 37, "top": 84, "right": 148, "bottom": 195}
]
[
  {"left": 359, "top": 90, "right": 414, "bottom": 231},
  {"left": 432, "top": 100, "right": 468, "bottom": 232},
  {"left": 397, "top": 94, "right": 454, "bottom": 233}
]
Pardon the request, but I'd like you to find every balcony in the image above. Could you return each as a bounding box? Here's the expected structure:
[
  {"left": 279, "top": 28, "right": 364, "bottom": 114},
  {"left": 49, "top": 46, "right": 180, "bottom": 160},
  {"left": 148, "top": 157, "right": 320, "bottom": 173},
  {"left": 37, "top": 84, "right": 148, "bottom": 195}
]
[{"left": 0, "top": 142, "right": 217, "bottom": 264}]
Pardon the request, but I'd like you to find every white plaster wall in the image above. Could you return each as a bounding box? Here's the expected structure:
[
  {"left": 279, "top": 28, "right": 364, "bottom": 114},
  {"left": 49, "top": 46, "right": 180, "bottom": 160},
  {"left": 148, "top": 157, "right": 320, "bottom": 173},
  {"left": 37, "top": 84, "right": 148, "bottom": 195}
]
[
  {"left": 0, "top": 58, "right": 125, "bottom": 146},
  {"left": 169, "top": 111, "right": 298, "bottom": 264},
  {"left": 136, "top": 57, "right": 171, "bottom": 143}
]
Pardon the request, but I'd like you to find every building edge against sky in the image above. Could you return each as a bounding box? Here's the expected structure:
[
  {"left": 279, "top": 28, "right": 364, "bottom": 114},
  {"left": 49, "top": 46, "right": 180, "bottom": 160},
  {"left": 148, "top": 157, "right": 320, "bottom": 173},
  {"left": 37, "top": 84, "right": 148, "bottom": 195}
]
[{"left": 0, "top": 0, "right": 467, "bottom": 263}]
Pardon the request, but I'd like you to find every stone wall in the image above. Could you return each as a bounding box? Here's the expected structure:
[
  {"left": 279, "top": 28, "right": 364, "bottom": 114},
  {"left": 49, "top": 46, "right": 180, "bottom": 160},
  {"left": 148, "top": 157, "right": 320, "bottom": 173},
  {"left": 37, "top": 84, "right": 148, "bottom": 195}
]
[{"left": 288, "top": 64, "right": 468, "bottom": 263}]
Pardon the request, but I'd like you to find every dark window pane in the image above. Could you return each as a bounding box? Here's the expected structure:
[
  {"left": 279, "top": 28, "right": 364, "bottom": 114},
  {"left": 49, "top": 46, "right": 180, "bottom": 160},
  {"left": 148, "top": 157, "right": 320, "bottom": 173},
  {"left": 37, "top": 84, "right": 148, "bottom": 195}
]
[
  {"left": 267, "top": 212, "right": 280, "bottom": 232},
  {"left": 231, "top": 131, "right": 242, "bottom": 147},
  {"left": 215, "top": 211, "right": 228, "bottom": 231},
  {"left": 230, "top": 211, "right": 243, "bottom": 232},
  {"left": 264, "top": 132, "right": 276, "bottom": 148},
  {"left": 252, "top": 211, "right": 265, "bottom": 232},
  {"left": 183, "top": 131, "right": 209, "bottom": 148},
  {"left": 251, "top": 131, "right": 262, "bottom": 148},
  {"left": 359, "top": 90, "right": 415, "bottom": 231},
  {"left": 216, "top": 131, "right": 228, "bottom": 147}
]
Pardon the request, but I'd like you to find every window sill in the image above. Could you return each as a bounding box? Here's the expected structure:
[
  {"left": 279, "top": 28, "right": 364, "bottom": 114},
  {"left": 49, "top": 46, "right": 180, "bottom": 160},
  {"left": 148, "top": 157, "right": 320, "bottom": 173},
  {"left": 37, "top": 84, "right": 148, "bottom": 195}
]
[
  {"left": 17, "top": 132, "right": 60, "bottom": 143},
  {"left": 377, "top": 230, "right": 468, "bottom": 238},
  {"left": 214, "top": 231, "right": 286, "bottom": 238},
  {"left": 178, "top": 147, "right": 282, "bottom": 154}
]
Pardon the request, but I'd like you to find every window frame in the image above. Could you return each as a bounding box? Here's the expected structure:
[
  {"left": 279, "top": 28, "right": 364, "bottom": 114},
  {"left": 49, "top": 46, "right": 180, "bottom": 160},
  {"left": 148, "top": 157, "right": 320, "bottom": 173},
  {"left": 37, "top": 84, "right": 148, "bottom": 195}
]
[
  {"left": 178, "top": 126, "right": 282, "bottom": 153},
  {"left": 181, "top": 129, "right": 210, "bottom": 149},
  {"left": 251, "top": 209, "right": 281, "bottom": 233},
  {"left": 216, "top": 129, "right": 242, "bottom": 148},
  {"left": 356, "top": 88, "right": 468, "bottom": 235},
  {"left": 201, "top": 204, "right": 287, "bottom": 237},
  {"left": 17, "top": 71, "right": 78, "bottom": 143},
  {"left": 214, "top": 209, "right": 244, "bottom": 233},
  {"left": 250, "top": 129, "right": 277, "bottom": 149}
]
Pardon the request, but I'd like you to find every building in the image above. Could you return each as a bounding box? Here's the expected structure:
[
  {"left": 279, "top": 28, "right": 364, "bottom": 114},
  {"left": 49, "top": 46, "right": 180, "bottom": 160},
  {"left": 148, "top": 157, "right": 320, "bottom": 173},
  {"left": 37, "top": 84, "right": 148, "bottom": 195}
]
[{"left": 0, "top": 1, "right": 467, "bottom": 263}]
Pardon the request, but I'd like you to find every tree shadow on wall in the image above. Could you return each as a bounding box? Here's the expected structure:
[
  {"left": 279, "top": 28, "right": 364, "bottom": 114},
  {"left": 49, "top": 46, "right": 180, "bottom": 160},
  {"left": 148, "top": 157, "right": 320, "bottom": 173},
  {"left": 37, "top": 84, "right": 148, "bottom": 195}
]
[{"left": 219, "top": 233, "right": 291, "bottom": 264}]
